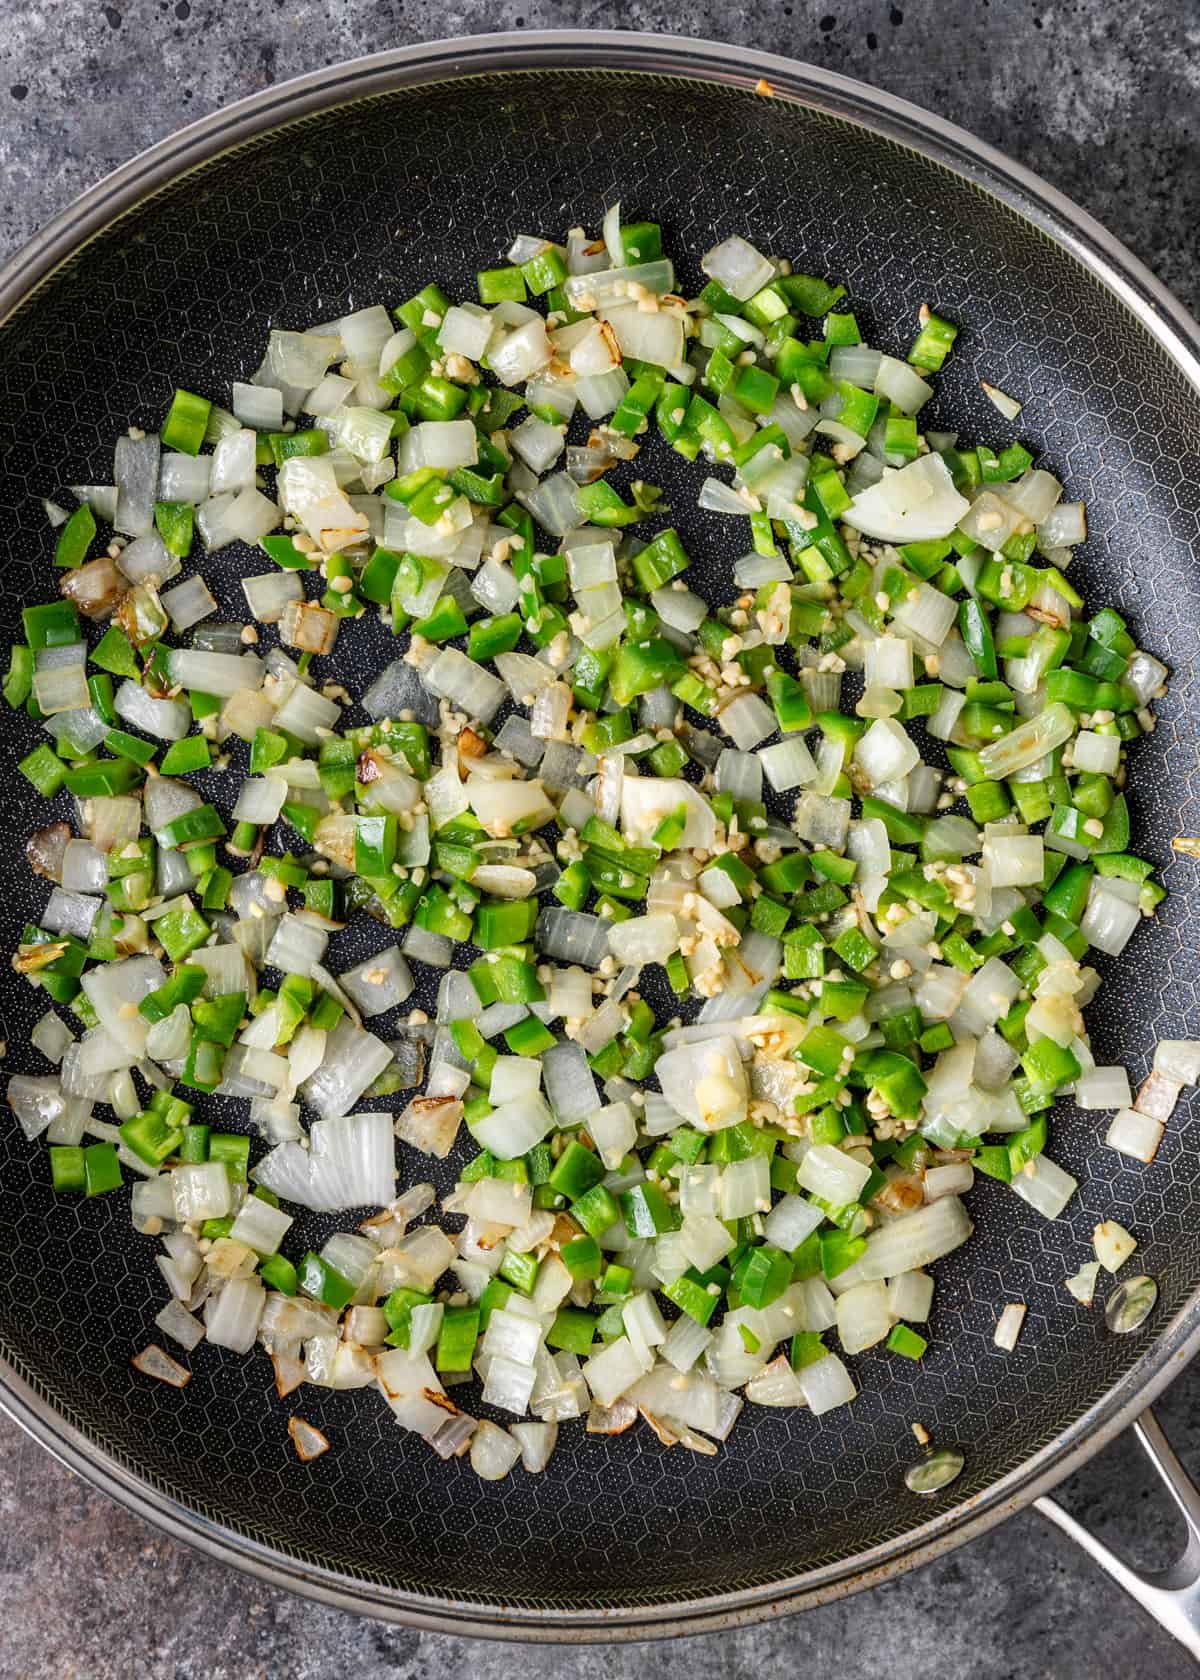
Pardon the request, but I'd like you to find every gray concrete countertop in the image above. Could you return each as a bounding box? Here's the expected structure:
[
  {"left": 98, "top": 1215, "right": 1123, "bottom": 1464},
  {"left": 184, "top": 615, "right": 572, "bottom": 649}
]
[{"left": 1, "top": 3, "right": 1198, "bottom": 1675}]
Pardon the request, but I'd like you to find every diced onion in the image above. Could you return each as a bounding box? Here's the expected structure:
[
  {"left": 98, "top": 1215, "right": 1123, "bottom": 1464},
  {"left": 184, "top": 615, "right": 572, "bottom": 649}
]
[
  {"left": 1104, "top": 1108, "right": 1163, "bottom": 1163},
  {"left": 993, "top": 1302, "right": 1027, "bottom": 1352},
  {"left": 1093, "top": 1219, "right": 1137, "bottom": 1272}
]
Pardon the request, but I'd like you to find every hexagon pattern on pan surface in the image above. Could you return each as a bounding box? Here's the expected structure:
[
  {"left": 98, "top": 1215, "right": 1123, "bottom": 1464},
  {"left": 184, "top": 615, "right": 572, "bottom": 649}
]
[{"left": 0, "top": 66, "right": 1197, "bottom": 1614}]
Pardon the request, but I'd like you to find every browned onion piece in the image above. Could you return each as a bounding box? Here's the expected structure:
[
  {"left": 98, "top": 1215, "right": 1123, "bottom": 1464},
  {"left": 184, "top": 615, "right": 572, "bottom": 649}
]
[
  {"left": 131, "top": 1344, "right": 191, "bottom": 1388},
  {"left": 586, "top": 1397, "right": 637, "bottom": 1435},
  {"left": 427, "top": 1411, "right": 476, "bottom": 1460},
  {"left": 61, "top": 554, "right": 127, "bottom": 619},
  {"left": 272, "top": 1351, "right": 305, "bottom": 1400},
  {"left": 25, "top": 823, "right": 70, "bottom": 882},
  {"left": 287, "top": 1415, "right": 330, "bottom": 1462}
]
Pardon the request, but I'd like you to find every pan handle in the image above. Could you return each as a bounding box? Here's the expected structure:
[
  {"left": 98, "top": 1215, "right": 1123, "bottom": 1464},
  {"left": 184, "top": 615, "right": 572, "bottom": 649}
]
[{"left": 1035, "top": 1410, "right": 1200, "bottom": 1660}]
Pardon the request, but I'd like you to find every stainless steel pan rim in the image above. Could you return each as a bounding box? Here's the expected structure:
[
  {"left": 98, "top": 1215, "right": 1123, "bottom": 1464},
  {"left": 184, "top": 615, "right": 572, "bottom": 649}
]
[{"left": 1, "top": 28, "right": 1198, "bottom": 1642}]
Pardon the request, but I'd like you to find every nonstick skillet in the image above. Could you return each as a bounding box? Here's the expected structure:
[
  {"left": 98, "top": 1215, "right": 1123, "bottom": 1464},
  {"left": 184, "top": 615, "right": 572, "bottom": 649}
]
[{"left": 0, "top": 29, "right": 1199, "bottom": 1648}]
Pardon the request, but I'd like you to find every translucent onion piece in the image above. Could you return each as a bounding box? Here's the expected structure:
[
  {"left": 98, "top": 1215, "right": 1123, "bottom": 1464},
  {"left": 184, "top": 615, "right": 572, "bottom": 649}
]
[
  {"left": 114, "top": 434, "right": 161, "bottom": 536},
  {"left": 131, "top": 1344, "right": 192, "bottom": 1388},
  {"left": 700, "top": 236, "right": 772, "bottom": 301},
  {"left": 1105, "top": 1108, "right": 1164, "bottom": 1163},
  {"left": 979, "top": 702, "right": 1075, "bottom": 779},
  {"left": 299, "top": 1021, "right": 394, "bottom": 1123},
  {"left": 843, "top": 452, "right": 968, "bottom": 544},
  {"left": 340, "top": 946, "right": 415, "bottom": 1016}
]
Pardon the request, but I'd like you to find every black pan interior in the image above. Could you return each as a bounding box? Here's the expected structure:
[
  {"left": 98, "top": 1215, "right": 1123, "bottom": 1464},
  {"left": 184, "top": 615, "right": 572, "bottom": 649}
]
[{"left": 0, "top": 66, "right": 1198, "bottom": 1616}]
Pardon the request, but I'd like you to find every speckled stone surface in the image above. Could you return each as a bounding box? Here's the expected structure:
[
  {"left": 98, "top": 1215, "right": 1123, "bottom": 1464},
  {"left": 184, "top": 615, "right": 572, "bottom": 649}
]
[{"left": 0, "top": 3, "right": 1198, "bottom": 1675}]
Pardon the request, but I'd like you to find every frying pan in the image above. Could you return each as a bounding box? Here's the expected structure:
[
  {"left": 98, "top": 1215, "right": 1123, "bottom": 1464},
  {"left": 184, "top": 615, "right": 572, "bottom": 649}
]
[{"left": 1, "top": 28, "right": 1199, "bottom": 1648}]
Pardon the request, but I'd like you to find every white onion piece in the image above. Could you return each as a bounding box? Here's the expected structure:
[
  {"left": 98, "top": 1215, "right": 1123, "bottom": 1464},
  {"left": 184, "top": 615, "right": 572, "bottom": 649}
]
[
  {"left": 700, "top": 235, "right": 773, "bottom": 301},
  {"left": 517, "top": 470, "right": 581, "bottom": 540},
  {"left": 600, "top": 201, "right": 624, "bottom": 265},
  {"left": 154, "top": 1298, "right": 205, "bottom": 1353},
  {"left": 1094, "top": 1219, "right": 1137, "bottom": 1272},
  {"left": 167, "top": 648, "right": 264, "bottom": 699},
  {"left": 925, "top": 1162, "right": 975, "bottom": 1201},
  {"left": 266, "top": 914, "right": 328, "bottom": 977},
  {"left": 254, "top": 1111, "right": 395, "bottom": 1211},
  {"left": 1037, "top": 500, "right": 1086, "bottom": 548},
  {"left": 574, "top": 368, "right": 629, "bottom": 421},
  {"left": 299, "top": 1020, "right": 393, "bottom": 1121},
  {"left": 272, "top": 681, "right": 341, "bottom": 744},
  {"left": 657, "top": 1035, "right": 746, "bottom": 1131},
  {"left": 242, "top": 571, "right": 303, "bottom": 624},
  {"left": 796, "top": 1353, "right": 857, "bottom": 1415},
  {"left": 1079, "top": 882, "right": 1141, "bottom": 957},
  {"left": 45, "top": 705, "right": 109, "bottom": 755},
  {"left": 412, "top": 418, "right": 479, "bottom": 471},
  {"left": 582, "top": 1336, "right": 652, "bottom": 1408},
  {"left": 424, "top": 648, "right": 506, "bottom": 724},
  {"left": 6, "top": 1076, "right": 74, "bottom": 1141},
  {"left": 32, "top": 657, "right": 88, "bottom": 715},
  {"left": 81, "top": 955, "right": 164, "bottom": 1059},
  {"left": 509, "top": 415, "right": 565, "bottom": 475},
  {"left": 338, "top": 947, "right": 415, "bottom": 1018},
  {"left": 981, "top": 380, "right": 1022, "bottom": 420},
  {"left": 146, "top": 1004, "right": 191, "bottom": 1063},
  {"left": 830, "top": 344, "right": 883, "bottom": 387},
  {"left": 229, "top": 1195, "right": 292, "bottom": 1256},
  {"left": 874, "top": 354, "right": 933, "bottom": 414},
  {"left": 887, "top": 1271, "right": 934, "bottom": 1324},
  {"left": 563, "top": 259, "right": 674, "bottom": 311},
  {"left": 993, "top": 1302, "right": 1027, "bottom": 1352},
  {"left": 983, "top": 834, "right": 1044, "bottom": 888},
  {"left": 469, "top": 1419, "right": 522, "bottom": 1480},
  {"left": 607, "top": 913, "right": 678, "bottom": 967},
  {"left": 205, "top": 1278, "right": 266, "bottom": 1354},
  {"left": 71, "top": 483, "right": 119, "bottom": 522},
  {"left": 854, "top": 717, "right": 920, "bottom": 785},
  {"left": 926, "top": 686, "right": 966, "bottom": 744},
  {"left": 717, "top": 693, "right": 775, "bottom": 750},
  {"left": 112, "top": 680, "right": 190, "bottom": 740},
  {"left": 31, "top": 1012, "right": 73, "bottom": 1065},
  {"left": 472, "top": 1094, "right": 555, "bottom": 1158},
  {"left": 437, "top": 304, "right": 494, "bottom": 360},
  {"left": 1152, "top": 1040, "right": 1200, "bottom": 1084},
  {"left": 511, "top": 1419, "right": 558, "bottom": 1473},
  {"left": 715, "top": 1156, "right": 769, "bottom": 1221},
  {"left": 541, "top": 1041, "right": 599, "bottom": 1120},
  {"left": 1105, "top": 1108, "right": 1163, "bottom": 1163},
  {"left": 159, "top": 576, "right": 217, "bottom": 634},
  {"left": 131, "top": 1344, "right": 192, "bottom": 1387},
  {"left": 116, "top": 529, "right": 180, "bottom": 586},
  {"left": 209, "top": 427, "right": 257, "bottom": 495},
  {"left": 836, "top": 1280, "right": 893, "bottom": 1355},
  {"left": 114, "top": 434, "right": 161, "bottom": 536},
  {"left": 1075, "top": 1066, "right": 1132, "bottom": 1110},
  {"left": 979, "top": 702, "right": 1075, "bottom": 779},
  {"left": 264, "top": 329, "right": 338, "bottom": 388},
  {"left": 857, "top": 1195, "right": 973, "bottom": 1280},
  {"left": 490, "top": 319, "right": 553, "bottom": 386},
  {"left": 600, "top": 305, "right": 684, "bottom": 369},
  {"left": 41, "top": 888, "right": 100, "bottom": 939},
  {"left": 796, "top": 1143, "right": 871, "bottom": 1204},
  {"left": 139, "top": 782, "right": 195, "bottom": 848},
  {"left": 843, "top": 453, "right": 968, "bottom": 544},
  {"left": 157, "top": 450, "right": 211, "bottom": 500},
  {"left": 566, "top": 319, "right": 618, "bottom": 377},
  {"left": 1010, "top": 1155, "right": 1077, "bottom": 1219},
  {"left": 536, "top": 908, "right": 611, "bottom": 970},
  {"left": 231, "top": 381, "right": 283, "bottom": 429}
]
